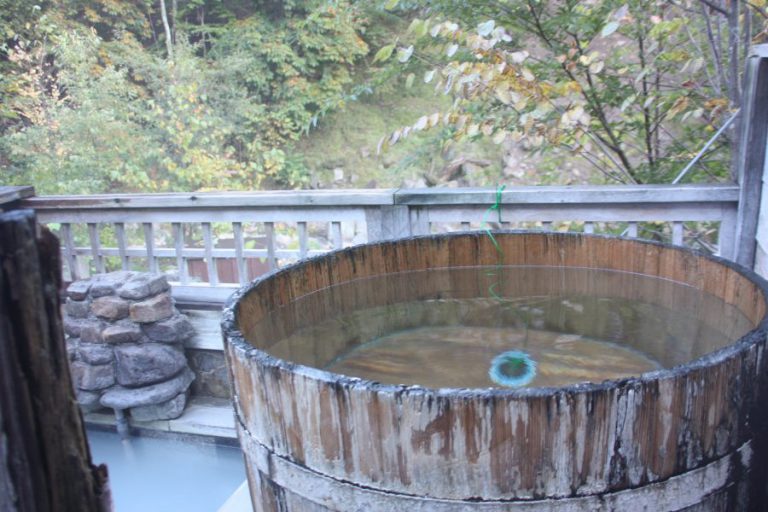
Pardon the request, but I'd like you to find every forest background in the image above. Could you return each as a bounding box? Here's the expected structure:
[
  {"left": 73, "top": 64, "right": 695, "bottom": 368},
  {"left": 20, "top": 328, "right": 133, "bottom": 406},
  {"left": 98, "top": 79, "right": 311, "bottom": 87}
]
[{"left": 1, "top": 0, "right": 766, "bottom": 195}]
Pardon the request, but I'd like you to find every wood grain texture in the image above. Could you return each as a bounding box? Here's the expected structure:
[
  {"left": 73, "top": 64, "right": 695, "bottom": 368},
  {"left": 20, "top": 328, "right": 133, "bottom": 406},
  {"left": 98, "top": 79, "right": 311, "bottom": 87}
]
[
  {"left": 223, "top": 232, "right": 768, "bottom": 510},
  {"left": 0, "top": 210, "right": 111, "bottom": 512}
]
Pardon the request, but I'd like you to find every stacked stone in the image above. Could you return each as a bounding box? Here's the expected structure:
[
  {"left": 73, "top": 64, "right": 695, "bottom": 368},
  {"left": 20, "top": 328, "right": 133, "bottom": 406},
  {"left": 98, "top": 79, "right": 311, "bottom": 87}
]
[{"left": 63, "top": 271, "right": 195, "bottom": 421}]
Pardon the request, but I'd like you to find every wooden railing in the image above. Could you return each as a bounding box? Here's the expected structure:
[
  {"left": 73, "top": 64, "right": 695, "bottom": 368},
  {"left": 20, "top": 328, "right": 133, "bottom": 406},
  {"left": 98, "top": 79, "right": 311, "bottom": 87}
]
[{"left": 21, "top": 184, "right": 740, "bottom": 306}]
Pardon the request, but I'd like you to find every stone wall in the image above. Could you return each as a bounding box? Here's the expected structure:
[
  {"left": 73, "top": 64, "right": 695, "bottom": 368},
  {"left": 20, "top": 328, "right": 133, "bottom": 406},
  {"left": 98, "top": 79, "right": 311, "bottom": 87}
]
[{"left": 63, "top": 271, "right": 196, "bottom": 421}]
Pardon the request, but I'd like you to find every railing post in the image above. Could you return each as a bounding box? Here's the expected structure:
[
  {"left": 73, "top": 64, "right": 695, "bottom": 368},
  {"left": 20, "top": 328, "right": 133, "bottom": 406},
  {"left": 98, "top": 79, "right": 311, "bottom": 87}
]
[
  {"left": 734, "top": 45, "right": 768, "bottom": 269},
  {"left": 364, "top": 205, "right": 411, "bottom": 242}
]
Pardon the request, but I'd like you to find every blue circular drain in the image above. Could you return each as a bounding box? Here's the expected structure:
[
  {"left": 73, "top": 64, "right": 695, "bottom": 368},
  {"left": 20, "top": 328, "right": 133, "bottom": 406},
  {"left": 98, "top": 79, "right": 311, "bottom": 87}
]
[{"left": 488, "top": 350, "right": 537, "bottom": 387}]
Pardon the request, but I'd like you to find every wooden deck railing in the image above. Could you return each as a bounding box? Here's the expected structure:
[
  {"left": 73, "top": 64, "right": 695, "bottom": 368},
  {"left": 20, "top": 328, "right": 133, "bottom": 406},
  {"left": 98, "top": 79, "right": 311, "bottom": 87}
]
[{"left": 21, "top": 184, "right": 740, "bottom": 306}]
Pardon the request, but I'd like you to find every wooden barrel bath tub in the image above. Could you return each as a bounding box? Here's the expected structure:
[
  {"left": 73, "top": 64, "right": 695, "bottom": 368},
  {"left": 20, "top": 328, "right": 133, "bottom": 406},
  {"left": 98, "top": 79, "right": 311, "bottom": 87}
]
[{"left": 221, "top": 232, "right": 768, "bottom": 511}]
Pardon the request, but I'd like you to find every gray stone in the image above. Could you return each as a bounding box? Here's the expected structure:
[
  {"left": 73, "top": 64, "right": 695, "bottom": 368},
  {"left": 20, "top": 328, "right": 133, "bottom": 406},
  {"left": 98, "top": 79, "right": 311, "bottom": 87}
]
[
  {"left": 130, "top": 392, "right": 188, "bottom": 421},
  {"left": 142, "top": 314, "right": 195, "bottom": 343},
  {"left": 63, "top": 317, "right": 86, "bottom": 337},
  {"left": 65, "top": 298, "right": 91, "bottom": 319},
  {"left": 90, "top": 271, "right": 135, "bottom": 297},
  {"left": 71, "top": 361, "right": 115, "bottom": 391},
  {"left": 100, "top": 368, "right": 195, "bottom": 409},
  {"left": 91, "top": 296, "right": 130, "bottom": 320},
  {"left": 66, "top": 337, "right": 80, "bottom": 362},
  {"left": 129, "top": 293, "right": 173, "bottom": 323},
  {"left": 102, "top": 322, "right": 142, "bottom": 344},
  {"left": 67, "top": 280, "right": 92, "bottom": 300},
  {"left": 114, "top": 343, "right": 187, "bottom": 387},
  {"left": 79, "top": 320, "right": 105, "bottom": 343},
  {"left": 78, "top": 344, "right": 114, "bottom": 365},
  {"left": 75, "top": 389, "right": 103, "bottom": 413},
  {"left": 188, "top": 350, "right": 232, "bottom": 399},
  {"left": 119, "top": 273, "right": 170, "bottom": 300}
]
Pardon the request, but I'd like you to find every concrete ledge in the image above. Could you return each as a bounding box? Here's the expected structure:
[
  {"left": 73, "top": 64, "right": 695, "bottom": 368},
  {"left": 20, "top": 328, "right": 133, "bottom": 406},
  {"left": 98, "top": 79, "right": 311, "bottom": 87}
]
[{"left": 85, "top": 396, "right": 237, "bottom": 440}]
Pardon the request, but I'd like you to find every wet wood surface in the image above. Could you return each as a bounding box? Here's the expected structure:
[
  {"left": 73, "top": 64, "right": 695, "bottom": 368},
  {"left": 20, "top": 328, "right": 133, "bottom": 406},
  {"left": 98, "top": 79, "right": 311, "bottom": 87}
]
[
  {"left": 223, "top": 232, "right": 768, "bottom": 510},
  {"left": 0, "top": 210, "right": 111, "bottom": 512}
]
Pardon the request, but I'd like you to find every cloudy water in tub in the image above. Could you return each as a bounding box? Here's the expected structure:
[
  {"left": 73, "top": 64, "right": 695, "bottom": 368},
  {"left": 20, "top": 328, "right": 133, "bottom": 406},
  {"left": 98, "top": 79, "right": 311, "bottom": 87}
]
[
  {"left": 256, "top": 266, "right": 755, "bottom": 389},
  {"left": 87, "top": 430, "right": 245, "bottom": 512}
]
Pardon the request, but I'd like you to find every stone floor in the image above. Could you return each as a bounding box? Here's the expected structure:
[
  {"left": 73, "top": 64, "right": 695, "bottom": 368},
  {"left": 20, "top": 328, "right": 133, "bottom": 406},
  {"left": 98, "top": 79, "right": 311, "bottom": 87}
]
[{"left": 85, "top": 395, "right": 237, "bottom": 440}]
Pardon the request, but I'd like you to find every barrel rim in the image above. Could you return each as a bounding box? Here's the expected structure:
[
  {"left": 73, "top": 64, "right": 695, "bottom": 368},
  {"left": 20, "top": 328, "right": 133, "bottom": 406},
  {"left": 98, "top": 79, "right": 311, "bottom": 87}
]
[{"left": 221, "top": 231, "right": 768, "bottom": 399}]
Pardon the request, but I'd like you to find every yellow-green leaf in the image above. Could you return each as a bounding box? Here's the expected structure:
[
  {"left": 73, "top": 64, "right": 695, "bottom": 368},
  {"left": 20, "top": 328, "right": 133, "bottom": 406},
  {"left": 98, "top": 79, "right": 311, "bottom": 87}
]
[
  {"left": 373, "top": 44, "right": 395, "bottom": 63},
  {"left": 384, "top": 0, "right": 399, "bottom": 10}
]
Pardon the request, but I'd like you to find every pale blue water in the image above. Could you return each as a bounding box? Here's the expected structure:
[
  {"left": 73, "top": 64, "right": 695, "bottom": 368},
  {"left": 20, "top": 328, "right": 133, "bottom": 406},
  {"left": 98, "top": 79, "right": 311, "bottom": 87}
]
[{"left": 88, "top": 430, "right": 246, "bottom": 512}]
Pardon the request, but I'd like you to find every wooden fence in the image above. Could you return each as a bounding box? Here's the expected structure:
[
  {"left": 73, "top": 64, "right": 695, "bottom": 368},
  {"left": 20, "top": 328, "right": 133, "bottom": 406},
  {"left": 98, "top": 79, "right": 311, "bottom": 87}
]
[{"left": 22, "top": 184, "right": 740, "bottom": 306}]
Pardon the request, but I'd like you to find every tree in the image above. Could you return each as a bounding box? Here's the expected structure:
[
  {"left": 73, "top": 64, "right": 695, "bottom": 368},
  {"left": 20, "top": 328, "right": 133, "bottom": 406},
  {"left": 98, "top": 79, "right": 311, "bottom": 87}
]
[
  {"left": 376, "top": 0, "right": 767, "bottom": 184},
  {"left": 0, "top": 0, "right": 370, "bottom": 192}
]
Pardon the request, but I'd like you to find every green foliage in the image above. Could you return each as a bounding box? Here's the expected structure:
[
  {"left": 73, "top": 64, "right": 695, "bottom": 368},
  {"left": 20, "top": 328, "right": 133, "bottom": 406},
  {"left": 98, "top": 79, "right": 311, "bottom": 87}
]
[
  {"left": 0, "top": 0, "right": 369, "bottom": 193},
  {"left": 377, "top": 0, "right": 766, "bottom": 184}
]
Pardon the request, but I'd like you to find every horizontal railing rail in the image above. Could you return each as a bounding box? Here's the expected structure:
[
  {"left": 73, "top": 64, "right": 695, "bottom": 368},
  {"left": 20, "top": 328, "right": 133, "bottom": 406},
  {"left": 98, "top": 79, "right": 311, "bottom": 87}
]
[{"left": 22, "top": 184, "right": 740, "bottom": 306}]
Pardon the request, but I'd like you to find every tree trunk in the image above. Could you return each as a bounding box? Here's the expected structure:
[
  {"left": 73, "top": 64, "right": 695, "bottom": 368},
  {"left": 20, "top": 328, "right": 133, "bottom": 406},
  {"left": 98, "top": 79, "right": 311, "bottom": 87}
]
[
  {"left": 0, "top": 210, "right": 111, "bottom": 512},
  {"left": 159, "top": 0, "right": 174, "bottom": 60}
]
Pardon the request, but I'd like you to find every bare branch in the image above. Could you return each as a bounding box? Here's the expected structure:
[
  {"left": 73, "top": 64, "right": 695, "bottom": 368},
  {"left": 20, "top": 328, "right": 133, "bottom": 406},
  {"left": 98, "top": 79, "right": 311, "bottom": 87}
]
[{"left": 696, "top": 0, "right": 728, "bottom": 16}]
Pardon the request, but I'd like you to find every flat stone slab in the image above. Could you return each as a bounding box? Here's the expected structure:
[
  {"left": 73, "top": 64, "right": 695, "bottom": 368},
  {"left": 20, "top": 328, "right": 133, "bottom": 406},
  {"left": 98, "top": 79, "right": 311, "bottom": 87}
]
[
  {"left": 143, "top": 314, "right": 195, "bottom": 343},
  {"left": 90, "top": 271, "right": 135, "bottom": 297},
  {"left": 79, "top": 320, "right": 105, "bottom": 343},
  {"left": 91, "top": 296, "right": 130, "bottom": 320},
  {"left": 115, "top": 343, "right": 187, "bottom": 387},
  {"left": 100, "top": 368, "right": 194, "bottom": 409},
  {"left": 67, "top": 280, "right": 92, "bottom": 301},
  {"left": 84, "top": 396, "right": 237, "bottom": 440},
  {"left": 119, "top": 273, "right": 169, "bottom": 300},
  {"left": 131, "top": 392, "right": 188, "bottom": 421},
  {"left": 78, "top": 344, "right": 114, "bottom": 365},
  {"left": 72, "top": 361, "right": 115, "bottom": 391},
  {"left": 129, "top": 292, "right": 173, "bottom": 323},
  {"left": 102, "top": 322, "right": 142, "bottom": 344},
  {"left": 65, "top": 298, "right": 91, "bottom": 319}
]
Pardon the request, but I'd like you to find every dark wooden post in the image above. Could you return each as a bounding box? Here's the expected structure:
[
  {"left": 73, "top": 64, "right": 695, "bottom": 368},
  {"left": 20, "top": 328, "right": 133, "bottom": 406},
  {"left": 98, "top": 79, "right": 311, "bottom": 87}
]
[
  {"left": 734, "top": 45, "right": 768, "bottom": 269},
  {"left": 0, "top": 209, "right": 111, "bottom": 512}
]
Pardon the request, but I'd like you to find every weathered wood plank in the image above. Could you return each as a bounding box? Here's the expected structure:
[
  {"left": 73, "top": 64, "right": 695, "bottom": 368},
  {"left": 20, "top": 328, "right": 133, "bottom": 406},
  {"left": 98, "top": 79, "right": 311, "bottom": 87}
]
[
  {"left": 60, "top": 223, "right": 79, "bottom": 281},
  {"left": 424, "top": 204, "right": 734, "bottom": 223},
  {"left": 672, "top": 222, "right": 685, "bottom": 246},
  {"left": 330, "top": 222, "right": 342, "bottom": 250},
  {"left": 395, "top": 184, "right": 740, "bottom": 205},
  {"left": 114, "top": 222, "right": 129, "bottom": 270},
  {"left": 172, "top": 222, "right": 188, "bottom": 285},
  {"left": 223, "top": 232, "right": 768, "bottom": 510},
  {"left": 87, "top": 223, "right": 105, "bottom": 274},
  {"left": 0, "top": 210, "right": 111, "bottom": 512},
  {"left": 22, "top": 189, "right": 397, "bottom": 209},
  {"left": 63, "top": 246, "right": 329, "bottom": 260},
  {"left": 734, "top": 46, "right": 768, "bottom": 267},
  {"left": 265, "top": 222, "right": 277, "bottom": 271},
  {"left": 172, "top": 284, "right": 238, "bottom": 307},
  {"left": 143, "top": 222, "right": 157, "bottom": 273},
  {"left": 298, "top": 222, "right": 308, "bottom": 260},
  {"left": 0, "top": 186, "right": 34, "bottom": 209},
  {"left": 202, "top": 222, "right": 218, "bottom": 286},
  {"left": 233, "top": 222, "right": 247, "bottom": 286},
  {"left": 31, "top": 207, "right": 369, "bottom": 224}
]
